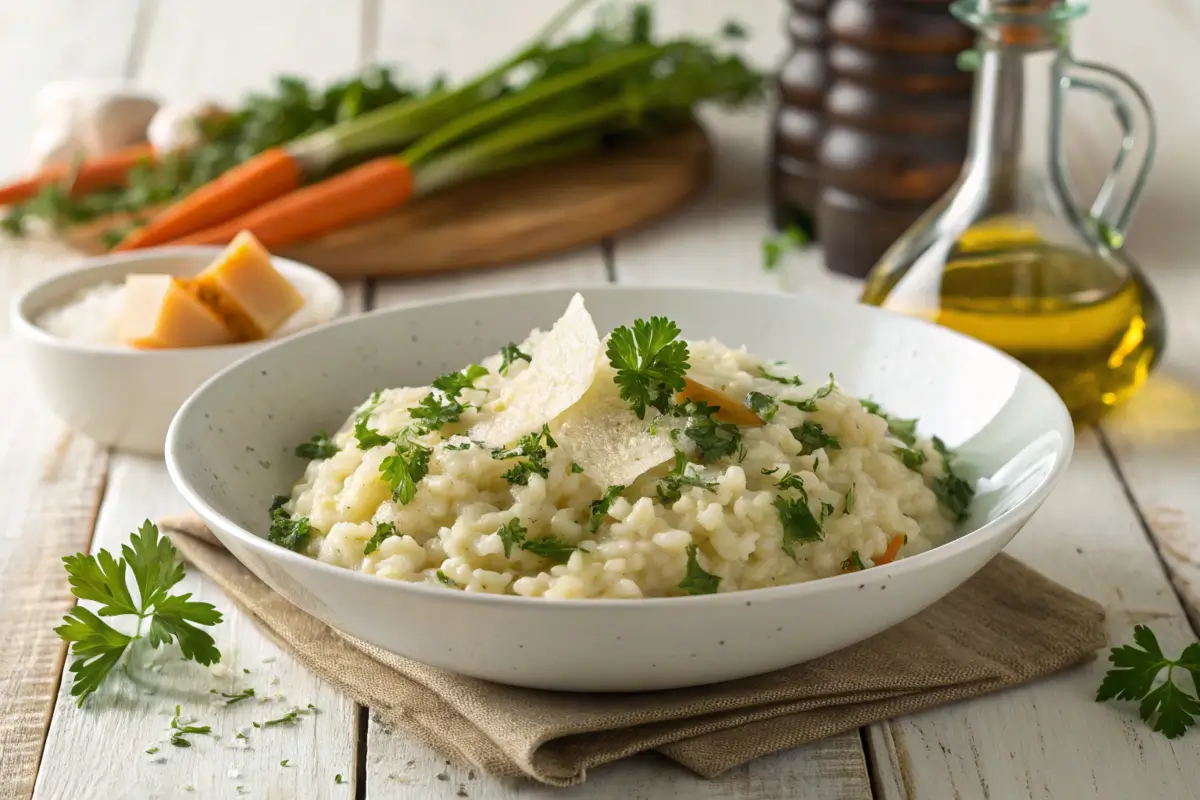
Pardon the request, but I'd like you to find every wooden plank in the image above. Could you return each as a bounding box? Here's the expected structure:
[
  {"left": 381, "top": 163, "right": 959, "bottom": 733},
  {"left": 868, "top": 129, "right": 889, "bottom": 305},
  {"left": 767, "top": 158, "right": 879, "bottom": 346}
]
[
  {"left": 30, "top": 2, "right": 370, "bottom": 797},
  {"left": 34, "top": 457, "right": 357, "bottom": 800},
  {"left": 868, "top": 430, "right": 1200, "bottom": 800}
]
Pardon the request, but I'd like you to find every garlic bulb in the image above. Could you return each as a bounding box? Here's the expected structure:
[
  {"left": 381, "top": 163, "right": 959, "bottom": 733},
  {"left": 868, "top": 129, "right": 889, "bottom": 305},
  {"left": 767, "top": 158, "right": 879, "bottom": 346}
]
[
  {"left": 148, "top": 101, "right": 227, "bottom": 154},
  {"left": 29, "top": 80, "right": 159, "bottom": 169}
]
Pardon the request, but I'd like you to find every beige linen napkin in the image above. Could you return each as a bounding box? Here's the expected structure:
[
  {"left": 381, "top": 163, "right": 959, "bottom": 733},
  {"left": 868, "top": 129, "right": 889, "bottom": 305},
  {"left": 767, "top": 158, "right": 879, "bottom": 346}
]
[{"left": 160, "top": 515, "right": 1106, "bottom": 788}]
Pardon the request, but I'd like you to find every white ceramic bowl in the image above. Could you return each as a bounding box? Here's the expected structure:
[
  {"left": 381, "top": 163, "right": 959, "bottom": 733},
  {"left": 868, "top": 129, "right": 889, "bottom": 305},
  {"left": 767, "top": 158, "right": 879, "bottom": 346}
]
[
  {"left": 166, "top": 286, "right": 1073, "bottom": 692},
  {"left": 11, "top": 247, "right": 343, "bottom": 455}
]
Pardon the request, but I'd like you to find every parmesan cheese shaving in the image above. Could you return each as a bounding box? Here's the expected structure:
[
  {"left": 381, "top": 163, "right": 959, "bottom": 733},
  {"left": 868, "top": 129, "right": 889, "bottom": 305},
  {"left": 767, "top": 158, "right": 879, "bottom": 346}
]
[
  {"left": 471, "top": 293, "right": 602, "bottom": 447},
  {"left": 553, "top": 363, "right": 676, "bottom": 488}
]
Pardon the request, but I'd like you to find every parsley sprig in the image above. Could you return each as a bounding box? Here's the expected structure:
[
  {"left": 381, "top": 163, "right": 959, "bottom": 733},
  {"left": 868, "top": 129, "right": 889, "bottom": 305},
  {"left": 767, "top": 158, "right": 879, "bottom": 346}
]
[
  {"left": 607, "top": 317, "right": 690, "bottom": 419},
  {"left": 491, "top": 424, "right": 557, "bottom": 485},
  {"left": 1097, "top": 625, "right": 1200, "bottom": 739},
  {"left": 769, "top": 473, "right": 829, "bottom": 559},
  {"left": 55, "top": 522, "right": 223, "bottom": 705},
  {"left": 268, "top": 496, "right": 312, "bottom": 552},
  {"left": 295, "top": 432, "right": 337, "bottom": 460},
  {"left": 492, "top": 518, "right": 579, "bottom": 562},
  {"left": 499, "top": 343, "right": 531, "bottom": 375},
  {"left": 380, "top": 436, "right": 432, "bottom": 504}
]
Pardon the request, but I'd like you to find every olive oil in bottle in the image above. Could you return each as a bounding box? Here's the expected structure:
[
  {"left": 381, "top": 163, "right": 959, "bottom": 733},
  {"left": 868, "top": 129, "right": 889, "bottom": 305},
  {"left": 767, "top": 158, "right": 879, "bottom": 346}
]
[{"left": 860, "top": 0, "right": 1164, "bottom": 422}]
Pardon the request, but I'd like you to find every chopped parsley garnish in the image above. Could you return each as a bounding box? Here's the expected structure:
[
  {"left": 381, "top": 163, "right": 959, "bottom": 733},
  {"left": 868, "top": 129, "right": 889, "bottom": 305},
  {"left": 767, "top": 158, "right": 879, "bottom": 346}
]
[
  {"left": 263, "top": 708, "right": 302, "bottom": 727},
  {"left": 897, "top": 446, "right": 926, "bottom": 472},
  {"left": 520, "top": 536, "right": 579, "bottom": 561},
  {"left": 762, "top": 223, "right": 809, "bottom": 272},
  {"left": 268, "top": 496, "right": 312, "bottom": 552},
  {"left": 1096, "top": 625, "right": 1200, "bottom": 739},
  {"left": 295, "top": 431, "right": 337, "bottom": 460},
  {"left": 409, "top": 392, "right": 468, "bottom": 433},
  {"left": 431, "top": 364, "right": 487, "bottom": 398},
  {"left": 499, "top": 343, "right": 531, "bottom": 375},
  {"left": 773, "top": 479, "right": 825, "bottom": 560},
  {"left": 773, "top": 470, "right": 805, "bottom": 492},
  {"left": 444, "top": 441, "right": 472, "bottom": 451},
  {"left": 146, "top": 746, "right": 159, "bottom": 754},
  {"left": 860, "top": 398, "right": 919, "bottom": 446},
  {"left": 380, "top": 437, "right": 432, "bottom": 504},
  {"left": 657, "top": 451, "right": 718, "bottom": 504},
  {"left": 722, "top": 20, "right": 749, "bottom": 40},
  {"left": 745, "top": 390, "right": 779, "bottom": 422},
  {"left": 55, "top": 521, "right": 224, "bottom": 705},
  {"left": 607, "top": 316, "right": 690, "bottom": 418},
  {"left": 363, "top": 522, "right": 398, "bottom": 555},
  {"left": 758, "top": 366, "right": 802, "bottom": 386},
  {"left": 679, "top": 400, "right": 742, "bottom": 461},
  {"left": 335, "top": 774, "right": 345, "bottom": 784},
  {"left": 571, "top": 461, "right": 585, "bottom": 474},
  {"left": 840, "top": 551, "right": 867, "bottom": 573},
  {"left": 222, "top": 687, "right": 256, "bottom": 705},
  {"left": 588, "top": 485, "right": 625, "bottom": 532},
  {"left": 678, "top": 544, "right": 721, "bottom": 595},
  {"left": 492, "top": 425, "right": 557, "bottom": 485},
  {"left": 281, "top": 759, "right": 290, "bottom": 767},
  {"left": 845, "top": 484, "right": 855, "bottom": 513},
  {"left": 495, "top": 519, "right": 528, "bottom": 558},
  {"left": 931, "top": 436, "right": 975, "bottom": 521},
  {"left": 781, "top": 374, "right": 835, "bottom": 413},
  {"left": 353, "top": 391, "right": 391, "bottom": 449},
  {"left": 793, "top": 421, "right": 840, "bottom": 455},
  {"left": 169, "top": 706, "right": 212, "bottom": 747},
  {"left": 436, "top": 570, "right": 459, "bottom": 587}
]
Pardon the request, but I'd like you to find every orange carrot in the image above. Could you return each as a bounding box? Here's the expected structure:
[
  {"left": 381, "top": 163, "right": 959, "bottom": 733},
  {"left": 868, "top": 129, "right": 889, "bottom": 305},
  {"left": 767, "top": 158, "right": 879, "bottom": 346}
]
[
  {"left": 0, "top": 143, "right": 155, "bottom": 207},
  {"left": 113, "top": 147, "right": 304, "bottom": 251},
  {"left": 169, "top": 157, "right": 414, "bottom": 249},
  {"left": 873, "top": 535, "right": 907, "bottom": 566},
  {"left": 676, "top": 377, "right": 764, "bottom": 427}
]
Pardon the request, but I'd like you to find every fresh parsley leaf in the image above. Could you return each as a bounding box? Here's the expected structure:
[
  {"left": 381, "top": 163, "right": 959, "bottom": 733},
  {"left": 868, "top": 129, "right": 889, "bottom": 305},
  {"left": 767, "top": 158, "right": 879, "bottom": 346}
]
[
  {"left": 436, "top": 570, "right": 460, "bottom": 587},
  {"left": 431, "top": 364, "right": 488, "bottom": 398},
  {"left": 492, "top": 425, "right": 556, "bottom": 485},
  {"left": 746, "top": 390, "right": 778, "bottom": 422},
  {"left": 571, "top": 461, "right": 585, "bottom": 474},
  {"left": 762, "top": 224, "right": 809, "bottom": 271},
  {"left": 268, "top": 499, "right": 312, "bottom": 552},
  {"left": 607, "top": 317, "right": 690, "bottom": 418},
  {"left": 353, "top": 416, "right": 392, "bottom": 450},
  {"left": 773, "top": 470, "right": 805, "bottom": 491},
  {"left": 678, "top": 544, "right": 721, "bottom": 594},
  {"left": 657, "top": 451, "right": 718, "bottom": 504},
  {"left": 758, "top": 366, "right": 801, "bottom": 386},
  {"left": 444, "top": 441, "right": 472, "bottom": 451},
  {"left": 774, "top": 490, "right": 824, "bottom": 559},
  {"left": 934, "top": 472, "right": 974, "bottom": 521},
  {"left": 410, "top": 392, "right": 468, "bottom": 434},
  {"left": 295, "top": 432, "right": 337, "bottom": 460},
  {"left": 146, "top": 747, "right": 159, "bottom": 755},
  {"left": 896, "top": 446, "right": 926, "bottom": 472},
  {"left": 793, "top": 421, "right": 840, "bottom": 455},
  {"left": 1097, "top": 625, "right": 1200, "bottom": 739},
  {"left": 781, "top": 374, "right": 835, "bottom": 413},
  {"left": 589, "top": 485, "right": 625, "bottom": 532},
  {"left": 55, "top": 522, "right": 223, "bottom": 705},
  {"left": 499, "top": 343, "right": 531, "bottom": 375},
  {"left": 380, "top": 437, "right": 432, "bottom": 504},
  {"left": 495, "top": 519, "right": 527, "bottom": 558},
  {"left": 363, "top": 522, "right": 397, "bottom": 555},
  {"left": 840, "top": 551, "right": 867, "bottom": 573},
  {"left": 222, "top": 687, "right": 256, "bottom": 705},
  {"left": 520, "top": 536, "right": 579, "bottom": 561},
  {"left": 845, "top": 484, "right": 855, "bottom": 513},
  {"left": 679, "top": 400, "right": 742, "bottom": 461},
  {"left": 169, "top": 707, "right": 212, "bottom": 747},
  {"left": 860, "top": 398, "right": 919, "bottom": 446}
]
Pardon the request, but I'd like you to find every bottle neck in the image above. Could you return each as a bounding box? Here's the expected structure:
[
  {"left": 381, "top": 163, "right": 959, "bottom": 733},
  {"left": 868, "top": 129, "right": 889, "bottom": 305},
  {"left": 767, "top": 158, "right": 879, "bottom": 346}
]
[{"left": 963, "top": 36, "right": 1067, "bottom": 187}]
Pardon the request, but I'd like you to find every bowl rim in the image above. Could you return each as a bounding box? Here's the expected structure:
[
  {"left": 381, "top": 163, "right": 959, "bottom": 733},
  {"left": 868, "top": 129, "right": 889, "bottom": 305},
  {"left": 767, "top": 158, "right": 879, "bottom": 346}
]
[
  {"left": 166, "top": 283, "right": 1076, "bottom": 610},
  {"left": 9, "top": 245, "right": 345, "bottom": 356}
]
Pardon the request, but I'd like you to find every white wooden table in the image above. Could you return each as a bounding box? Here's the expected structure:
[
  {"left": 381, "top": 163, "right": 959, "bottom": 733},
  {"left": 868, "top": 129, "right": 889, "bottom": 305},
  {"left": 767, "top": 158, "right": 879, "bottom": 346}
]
[{"left": 1, "top": 2, "right": 1199, "bottom": 798}]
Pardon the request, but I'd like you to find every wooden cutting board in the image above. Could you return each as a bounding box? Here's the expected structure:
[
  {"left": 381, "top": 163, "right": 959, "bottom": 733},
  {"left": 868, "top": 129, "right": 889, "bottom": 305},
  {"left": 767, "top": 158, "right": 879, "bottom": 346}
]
[{"left": 64, "top": 124, "right": 713, "bottom": 280}]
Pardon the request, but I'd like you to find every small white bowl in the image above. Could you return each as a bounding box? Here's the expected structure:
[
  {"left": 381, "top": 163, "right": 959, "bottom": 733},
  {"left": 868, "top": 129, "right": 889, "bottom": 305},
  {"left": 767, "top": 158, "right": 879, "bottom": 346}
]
[
  {"left": 166, "top": 286, "right": 1074, "bottom": 692},
  {"left": 11, "top": 247, "right": 343, "bottom": 455}
]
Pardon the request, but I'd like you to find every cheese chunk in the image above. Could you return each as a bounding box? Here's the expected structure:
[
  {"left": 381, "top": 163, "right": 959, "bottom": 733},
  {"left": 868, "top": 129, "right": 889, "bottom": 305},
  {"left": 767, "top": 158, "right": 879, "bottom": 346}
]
[
  {"left": 191, "top": 230, "right": 305, "bottom": 341},
  {"left": 120, "top": 274, "right": 235, "bottom": 349}
]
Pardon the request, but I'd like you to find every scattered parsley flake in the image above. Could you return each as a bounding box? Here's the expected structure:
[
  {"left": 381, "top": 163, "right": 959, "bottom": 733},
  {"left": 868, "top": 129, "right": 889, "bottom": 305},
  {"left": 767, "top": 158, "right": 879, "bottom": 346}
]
[
  {"left": 1096, "top": 625, "right": 1200, "bottom": 739},
  {"left": 571, "top": 461, "right": 585, "bottom": 474},
  {"left": 492, "top": 425, "right": 556, "bottom": 485},
  {"left": 495, "top": 519, "right": 527, "bottom": 558},
  {"left": 499, "top": 343, "right": 531, "bottom": 375},
  {"left": 589, "top": 485, "right": 625, "bottom": 532},
  {"left": 235, "top": 731, "right": 249, "bottom": 740},
  {"left": 721, "top": 20, "right": 749, "bottom": 39},
  {"left": 781, "top": 374, "right": 835, "bottom": 413},
  {"left": 263, "top": 708, "right": 301, "bottom": 727},
  {"left": 54, "top": 521, "right": 223, "bottom": 705},
  {"left": 521, "top": 536, "right": 579, "bottom": 562},
  {"left": 431, "top": 364, "right": 488, "bottom": 398},
  {"left": 793, "top": 421, "right": 840, "bottom": 455},
  {"left": 845, "top": 484, "right": 855, "bottom": 513},
  {"left": 335, "top": 774, "right": 345, "bottom": 784},
  {"left": 436, "top": 570, "right": 460, "bottom": 587},
  {"left": 607, "top": 317, "right": 690, "bottom": 418},
  {"left": 353, "top": 392, "right": 391, "bottom": 449},
  {"left": 860, "top": 398, "right": 919, "bottom": 446},
  {"left": 758, "top": 366, "right": 801, "bottom": 386},
  {"left": 410, "top": 392, "right": 468, "bottom": 434},
  {"left": 840, "top": 551, "right": 867, "bottom": 573},
  {"left": 773, "top": 481, "right": 825, "bottom": 559},
  {"left": 897, "top": 446, "right": 926, "bottom": 472},
  {"left": 222, "top": 687, "right": 255, "bottom": 705},
  {"left": 678, "top": 544, "right": 721, "bottom": 595},
  {"left": 363, "top": 521, "right": 398, "bottom": 555},
  {"left": 146, "top": 746, "right": 159, "bottom": 754},
  {"left": 679, "top": 400, "right": 742, "bottom": 461},
  {"left": 774, "top": 470, "right": 805, "bottom": 492},
  {"left": 281, "top": 759, "right": 290, "bottom": 767},
  {"left": 444, "top": 441, "right": 472, "bottom": 451},
  {"left": 762, "top": 224, "right": 809, "bottom": 271},
  {"left": 295, "top": 431, "right": 337, "bottom": 460},
  {"left": 745, "top": 390, "right": 778, "bottom": 422},
  {"left": 268, "top": 496, "right": 312, "bottom": 552},
  {"left": 657, "top": 451, "right": 718, "bottom": 504}
]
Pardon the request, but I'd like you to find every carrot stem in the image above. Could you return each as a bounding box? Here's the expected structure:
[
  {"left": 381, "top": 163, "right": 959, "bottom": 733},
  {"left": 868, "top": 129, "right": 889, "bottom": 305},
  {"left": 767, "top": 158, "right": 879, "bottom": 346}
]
[
  {"left": 113, "top": 147, "right": 303, "bottom": 251},
  {"left": 0, "top": 143, "right": 155, "bottom": 207}
]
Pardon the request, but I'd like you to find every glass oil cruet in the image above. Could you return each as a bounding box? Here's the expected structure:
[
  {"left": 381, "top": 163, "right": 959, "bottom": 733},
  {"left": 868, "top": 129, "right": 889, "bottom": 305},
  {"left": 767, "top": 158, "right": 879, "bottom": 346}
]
[{"left": 859, "top": 0, "right": 1165, "bottom": 423}]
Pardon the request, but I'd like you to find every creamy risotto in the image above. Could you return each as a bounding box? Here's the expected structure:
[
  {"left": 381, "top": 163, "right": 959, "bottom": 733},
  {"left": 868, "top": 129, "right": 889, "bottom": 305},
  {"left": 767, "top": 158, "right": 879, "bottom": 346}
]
[{"left": 274, "top": 294, "right": 974, "bottom": 599}]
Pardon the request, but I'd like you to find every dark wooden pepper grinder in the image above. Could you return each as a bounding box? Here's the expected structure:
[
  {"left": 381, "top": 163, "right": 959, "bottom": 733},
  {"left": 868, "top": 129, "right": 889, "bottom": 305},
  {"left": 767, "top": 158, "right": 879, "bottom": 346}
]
[{"left": 771, "top": 0, "right": 975, "bottom": 278}]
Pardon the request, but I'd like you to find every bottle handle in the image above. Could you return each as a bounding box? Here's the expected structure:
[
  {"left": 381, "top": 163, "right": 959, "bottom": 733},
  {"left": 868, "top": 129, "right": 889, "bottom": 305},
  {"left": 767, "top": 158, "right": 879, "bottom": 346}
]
[{"left": 1060, "top": 61, "right": 1157, "bottom": 246}]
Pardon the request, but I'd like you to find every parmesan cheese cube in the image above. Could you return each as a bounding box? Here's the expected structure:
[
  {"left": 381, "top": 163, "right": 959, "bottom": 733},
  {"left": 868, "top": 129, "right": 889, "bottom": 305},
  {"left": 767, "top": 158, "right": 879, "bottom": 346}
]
[
  {"left": 191, "top": 231, "right": 305, "bottom": 341},
  {"left": 119, "top": 274, "right": 236, "bottom": 349}
]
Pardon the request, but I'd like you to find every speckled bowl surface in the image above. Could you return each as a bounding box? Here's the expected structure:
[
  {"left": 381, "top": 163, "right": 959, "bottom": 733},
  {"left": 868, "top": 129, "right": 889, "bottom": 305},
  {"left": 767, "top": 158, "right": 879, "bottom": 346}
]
[{"left": 166, "top": 286, "right": 1073, "bottom": 691}]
